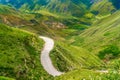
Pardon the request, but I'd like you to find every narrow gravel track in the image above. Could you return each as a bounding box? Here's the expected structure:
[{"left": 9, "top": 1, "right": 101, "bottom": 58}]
[
  {"left": 96, "top": 70, "right": 108, "bottom": 73},
  {"left": 39, "top": 36, "right": 63, "bottom": 77}
]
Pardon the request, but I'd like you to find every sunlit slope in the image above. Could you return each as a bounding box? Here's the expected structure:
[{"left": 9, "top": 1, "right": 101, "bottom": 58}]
[
  {"left": 55, "top": 69, "right": 100, "bottom": 80},
  {"left": 0, "top": 24, "right": 53, "bottom": 80},
  {"left": 0, "top": 0, "right": 92, "bottom": 17},
  {"left": 72, "top": 11, "right": 120, "bottom": 53},
  {"left": 0, "top": 5, "right": 32, "bottom": 26},
  {"left": 91, "top": 0, "right": 115, "bottom": 15},
  {"left": 50, "top": 41, "right": 102, "bottom": 72},
  {"left": 45, "top": 0, "right": 88, "bottom": 17}
]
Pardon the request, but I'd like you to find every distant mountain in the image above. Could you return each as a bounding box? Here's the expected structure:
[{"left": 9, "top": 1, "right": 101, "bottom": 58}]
[
  {"left": 0, "top": 0, "right": 93, "bottom": 17},
  {"left": 44, "top": 0, "right": 94, "bottom": 17},
  {"left": 0, "top": 0, "right": 120, "bottom": 16},
  {"left": 0, "top": 0, "right": 48, "bottom": 9},
  {"left": 91, "top": 0, "right": 116, "bottom": 15}
]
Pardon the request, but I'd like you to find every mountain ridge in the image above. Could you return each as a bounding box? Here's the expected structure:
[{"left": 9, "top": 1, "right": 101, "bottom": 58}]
[{"left": 0, "top": 0, "right": 120, "bottom": 80}]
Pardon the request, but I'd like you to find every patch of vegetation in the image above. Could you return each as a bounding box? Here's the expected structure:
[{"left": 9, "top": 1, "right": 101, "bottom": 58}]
[
  {"left": 91, "top": 0, "right": 116, "bottom": 15},
  {"left": 1, "top": 1, "right": 120, "bottom": 80},
  {"left": 0, "top": 76, "right": 15, "bottom": 80},
  {"left": 108, "top": 59, "right": 120, "bottom": 70},
  {"left": 71, "top": 11, "right": 120, "bottom": 54},
  {"left": 0, "top": 5, "right": 18, "bottom": 14},
  {"left": 68, "top": 24, "right": 89, "bottom": 30},
  {"left": 55, "top": 69, "right": 120, "bottom": 80},
  {"left": 98, "top": 45, "right": 120, "bottom": 60},
  {"left": 0, "top": 24, "right": 53, "bottom": 80},
  {"left": 55, "top": 69, "right": 99, "bottom": 80},
  {"left": 99, "top": 70, "right": 120, "bottom": 80},
  {"left": 50, "top": 41, "right": 102, "bottom": 72}
]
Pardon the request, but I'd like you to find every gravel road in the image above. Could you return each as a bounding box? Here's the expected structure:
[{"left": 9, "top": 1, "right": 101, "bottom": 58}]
[{"left": 39, "top": 36, "right": 63, "bottom": 77}]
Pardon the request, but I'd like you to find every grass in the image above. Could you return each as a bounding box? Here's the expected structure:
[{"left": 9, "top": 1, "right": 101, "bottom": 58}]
[
  {"left": 71, "top": 11, "right": 120, "bottom": 54},
  {"left": 0, "top": 76, "right": 15, "bottom": 80},
  {"left": 0, "top": 2, "right": 120, "bottom": 80},
  {"left": 50, "top": 41, "right": 102, "bottom": 72},
  {"left": 65, "top": 11, "right": 120, "bottom": 79},
  {"left": 0, "top": 5, "right": 19, "bottom": 15},
  {"left": 55, "top": 69, "right": 100, "bottom": 80},
  {"left": 91, "top": 0, "right": 115, "bottom": 16},
  {"left": 55, "top": 69, "right": 120, "bottom": 80},
  {"left": 36, "top": 10, "right": 60, "bottom": 18},
  {"left": 0, "top": 24, "right": 53, "bottom": 80}
]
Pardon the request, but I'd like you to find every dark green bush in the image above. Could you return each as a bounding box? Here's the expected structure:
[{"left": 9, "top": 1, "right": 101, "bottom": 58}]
[{"left": 98, "top": 45, "right": 120, "bottom": 60}]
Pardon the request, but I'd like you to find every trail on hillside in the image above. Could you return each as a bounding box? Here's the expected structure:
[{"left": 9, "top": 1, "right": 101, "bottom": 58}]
[
  {"left": 39, "top": 36, "right": 63, "bottom": 77},
  {"left": 39, "top": 36, "right": 109, "bottom": 77}
]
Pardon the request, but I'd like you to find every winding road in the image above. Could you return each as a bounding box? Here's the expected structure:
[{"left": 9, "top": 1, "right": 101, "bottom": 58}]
[
  {"left": 39, "top": 36, "right": 63, "bottom": 77},
  {"left": 39, "top": 36, "right": 109, "bottom": 77}
]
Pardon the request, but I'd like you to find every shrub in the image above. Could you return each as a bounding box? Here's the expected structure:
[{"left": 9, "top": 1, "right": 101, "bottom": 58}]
[
  {"left": 100, "top": 70, "right": 120, "bottom": 80},
  {"left": 98, "top": 45, "right": 120, "bottom": 60}
]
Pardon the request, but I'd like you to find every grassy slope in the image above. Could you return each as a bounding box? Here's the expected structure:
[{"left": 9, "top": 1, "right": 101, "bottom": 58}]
[
  {"left": 0, "top": 5, "right": 57, "bottom": 38},
  {"left": 49, "top": 41, "right": 103, "bottom": 80},
  {"left": 34, "top": 0, "right": 87, "bottom": 18},
  {"left": 0, "top": 5, "right": 32, "bottom": 26},
  {"left": 0, "top": 5, "right": 20, "bottom": 15},
  {"left": 50, "top": 41, "right": 102, "bottom": 72},
  {"left": 51, "top": 10, "right": 120, "bottom": 80},
  {"left": 1, "top": 2, "right": 120, "bottom": 80},
  {"left": 0, "top": 4, "right": 92, "bottom": 39},
  {"left": 71, "top": 11, "right": 120, "bottom": 54},
  {"left": 91, "top": 0, "right": 115, "bottom": 15},
  {"left": 55, "top": 69, "right": 100, "bottom": 80},
  {"left": 55, "top": 69, "right": 120, "bottom": 80},
  {"left": 0, "top": 76, "right": 15, "bottom": 80},
  {"left": 0, "top": 24, "right": 53, "bottom": 80},
  {"left": 51, "top": 7, "right": 120, "bottom": 80}
]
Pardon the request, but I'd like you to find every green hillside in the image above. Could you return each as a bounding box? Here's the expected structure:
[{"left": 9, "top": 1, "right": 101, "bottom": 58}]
[
  {"left": 50, "top": 41, "right": 102, "bottom": 72},
  {"left": 44, "top": 0, "right": 87, "bottom": 17},
  {"left": 0, "top": 24, "right": 53, "bottom": 80},
  {"left": 55, "top": 69, "right": 99, "bottom": 80},
  {"left": 0, "top": 5, "right": 59, "bottom": 36},
  {"left": 0, "top": 5, "right": 19, "bottom": 14},
  {"left": 91, "top": 0, "right": 115, "bottom": 15},
  {"left": 72, "top": 11, "right": 120, "bottom": 53},
  {"left": 0, "top": 5, "right": 33, "bottom": 27},
  {"left": 55, "top": 69, "right": 120, "bottom": 80},
  {"left": 0, "top": 0, "right": 92, "bottom": 18},
  {"left": 0, "top": 0, "right": 120, "bottom": 80},
  {"left": 69, "top": 11, "right": 120, "bottom": 69},
  {"left": 53, "top": 10, "right": 120, "bottom": 80}
]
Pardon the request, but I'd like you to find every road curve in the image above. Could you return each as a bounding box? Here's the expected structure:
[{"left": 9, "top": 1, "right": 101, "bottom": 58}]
[
  {"left": 39, "top": 36, "right": 63, "bottom": 77},
  {"left": 96, "top": 70, "right": 108, "bottom": 73}
]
